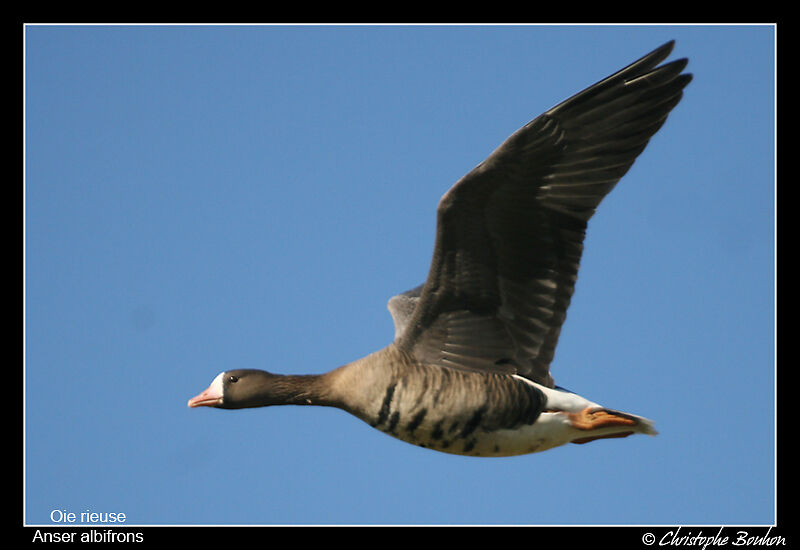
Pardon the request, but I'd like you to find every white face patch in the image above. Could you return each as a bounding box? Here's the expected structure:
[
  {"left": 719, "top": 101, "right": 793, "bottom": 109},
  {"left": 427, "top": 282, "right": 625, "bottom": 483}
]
[
  {"left": 187, "top": 371, "right": 227, "bottom": 408},
  {"left": 210, "top": 371, "right": 226, "bottom": 400}
]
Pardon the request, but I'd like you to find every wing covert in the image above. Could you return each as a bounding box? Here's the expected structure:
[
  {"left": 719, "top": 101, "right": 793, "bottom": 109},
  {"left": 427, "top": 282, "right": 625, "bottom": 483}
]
[{"left": 392, "top": 41, "right": 692, "bottom": 387}]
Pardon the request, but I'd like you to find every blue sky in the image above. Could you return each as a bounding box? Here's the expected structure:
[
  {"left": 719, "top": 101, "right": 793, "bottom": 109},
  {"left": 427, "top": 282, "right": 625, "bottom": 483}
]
[{"left": 24, "top": 24, "right": 775, "bottom": 526}]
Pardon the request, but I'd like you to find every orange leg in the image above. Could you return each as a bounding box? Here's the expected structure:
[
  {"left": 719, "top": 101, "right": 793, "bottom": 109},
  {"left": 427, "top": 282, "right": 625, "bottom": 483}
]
[{"left": 567, "top": 407, "right": 637, "bottom": 444}]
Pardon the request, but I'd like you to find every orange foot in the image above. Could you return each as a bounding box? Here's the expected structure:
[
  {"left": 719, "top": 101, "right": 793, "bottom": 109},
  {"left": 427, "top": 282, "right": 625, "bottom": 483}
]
[{"left": 567, "top": 407, "right": 637, "bottom": 445}]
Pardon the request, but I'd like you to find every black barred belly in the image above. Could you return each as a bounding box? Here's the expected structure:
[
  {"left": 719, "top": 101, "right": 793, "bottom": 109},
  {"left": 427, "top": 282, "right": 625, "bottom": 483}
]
[{"left": 365, "top": 368, "right": 546, "bottom": 457}]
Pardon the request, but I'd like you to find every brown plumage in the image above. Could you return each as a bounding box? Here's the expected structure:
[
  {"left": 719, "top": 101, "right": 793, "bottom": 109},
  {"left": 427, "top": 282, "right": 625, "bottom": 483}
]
[{"left": 189, "top": 41, "right": 691, "bottom": 457}]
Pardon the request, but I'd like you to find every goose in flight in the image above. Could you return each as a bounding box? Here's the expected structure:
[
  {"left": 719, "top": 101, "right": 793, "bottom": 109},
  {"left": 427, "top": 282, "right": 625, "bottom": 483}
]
[{"left": 189, "top": 41, "right": 691, "bottom": 457}]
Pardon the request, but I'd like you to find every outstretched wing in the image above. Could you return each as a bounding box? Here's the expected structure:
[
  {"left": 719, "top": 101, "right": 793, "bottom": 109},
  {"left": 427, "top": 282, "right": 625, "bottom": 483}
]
[{"left": 392, "top": 41, "right": 692, "bottom": 387}]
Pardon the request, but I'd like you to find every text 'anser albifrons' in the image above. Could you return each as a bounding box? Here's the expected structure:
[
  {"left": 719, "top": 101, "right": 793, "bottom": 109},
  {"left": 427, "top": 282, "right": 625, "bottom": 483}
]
[{"left": 189, "top": 41, "right": 691, "bottom": 457}]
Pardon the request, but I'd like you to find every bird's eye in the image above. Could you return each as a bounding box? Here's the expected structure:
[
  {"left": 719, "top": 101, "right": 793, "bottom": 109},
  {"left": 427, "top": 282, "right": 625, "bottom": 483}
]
[{"left": 229, "top": 375, "right": 239, "bottom": 383}]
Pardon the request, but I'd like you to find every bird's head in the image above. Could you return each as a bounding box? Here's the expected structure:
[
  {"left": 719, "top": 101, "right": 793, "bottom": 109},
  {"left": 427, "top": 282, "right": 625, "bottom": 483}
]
[{"left": 187, "top": 369, "right": 283, "bottom": 409}]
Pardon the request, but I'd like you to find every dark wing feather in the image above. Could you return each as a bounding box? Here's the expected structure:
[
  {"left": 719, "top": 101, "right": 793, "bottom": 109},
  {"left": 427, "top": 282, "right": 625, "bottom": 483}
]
[{"left": 392, "top": 41, "right": 692, "bottom": 387}]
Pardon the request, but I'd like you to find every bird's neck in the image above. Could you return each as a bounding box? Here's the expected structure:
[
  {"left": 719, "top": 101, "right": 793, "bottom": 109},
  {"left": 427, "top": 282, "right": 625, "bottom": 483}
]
[{"left": 260, "top": 373, "right": 336, "bottom": 407}]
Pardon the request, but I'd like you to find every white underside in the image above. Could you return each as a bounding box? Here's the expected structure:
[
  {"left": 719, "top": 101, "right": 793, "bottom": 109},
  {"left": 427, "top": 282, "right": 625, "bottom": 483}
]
[
  {"left": 513, "top": 375, "right": 602, "bottom": 412},
  {"left": 417, "top": 376, "right": 657, "bottom": 457}
]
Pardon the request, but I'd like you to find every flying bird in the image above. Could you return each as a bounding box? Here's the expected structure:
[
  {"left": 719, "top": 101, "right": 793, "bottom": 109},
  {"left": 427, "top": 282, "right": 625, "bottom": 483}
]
[{"left": 189, "top": 41, "right": 691, "bottom": 457}]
